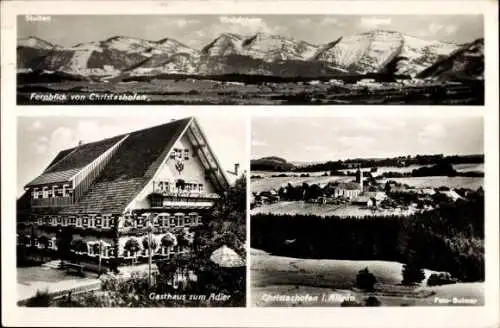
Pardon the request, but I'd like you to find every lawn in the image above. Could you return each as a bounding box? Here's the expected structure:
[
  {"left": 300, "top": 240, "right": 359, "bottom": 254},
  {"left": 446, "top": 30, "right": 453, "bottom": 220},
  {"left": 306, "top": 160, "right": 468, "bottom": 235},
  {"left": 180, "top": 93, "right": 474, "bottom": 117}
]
[
  {"left": 17, "top": 266, "right": 99, "bottom": 302},
  {"left": 251, "top": 201, "right": 416, "bottom": 217},
  {"left": 250, "top": 249, "right": 484, "bottom": 307}
]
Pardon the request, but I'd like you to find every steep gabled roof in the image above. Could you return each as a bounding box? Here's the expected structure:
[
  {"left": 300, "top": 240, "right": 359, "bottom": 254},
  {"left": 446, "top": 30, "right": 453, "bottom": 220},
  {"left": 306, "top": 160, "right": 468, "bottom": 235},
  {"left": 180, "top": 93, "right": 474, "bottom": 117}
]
[
  {"left": 336, "top": 182, "right": 361, "bottom": 190},
  {"left": 22, "top": 117, "right": 231, "bottom": 216},
  {"left": 26, "top": 135, "right": 124, "bottom": 187},
  {"left": 60, "top": 117, "right": 192, "bottom": 214}
]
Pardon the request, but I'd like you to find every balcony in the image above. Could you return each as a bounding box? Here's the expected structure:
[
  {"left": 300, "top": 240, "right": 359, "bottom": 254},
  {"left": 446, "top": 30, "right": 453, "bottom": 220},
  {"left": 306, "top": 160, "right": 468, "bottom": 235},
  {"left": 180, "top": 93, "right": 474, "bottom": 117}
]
[
  {"left": 148, "top": 190, "right": 220, "bottom": 210},
  {"left": 31, "top": 196, "right": 73, "bottom": 208}
]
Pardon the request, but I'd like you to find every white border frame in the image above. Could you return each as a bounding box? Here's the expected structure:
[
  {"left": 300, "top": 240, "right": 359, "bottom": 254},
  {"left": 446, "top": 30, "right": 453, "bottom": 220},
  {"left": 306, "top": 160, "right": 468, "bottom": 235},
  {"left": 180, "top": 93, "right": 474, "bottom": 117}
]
[{"left": 2, "top": 1, "right": 499, "bottom": 327}]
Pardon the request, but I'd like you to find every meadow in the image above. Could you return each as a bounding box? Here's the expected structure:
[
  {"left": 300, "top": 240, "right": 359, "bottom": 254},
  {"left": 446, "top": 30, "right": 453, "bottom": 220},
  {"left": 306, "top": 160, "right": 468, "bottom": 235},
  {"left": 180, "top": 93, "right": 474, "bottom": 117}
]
[
  {"left": 18, "top": 78, "right": 484, "bottom": 105},
  {"left": 251, "top": 249, "right": 484, "bottom": 307},
  {"left": 251, "top": 201, "right": 417, "bottom": 217},
  {"left": 378, "top": 176, "right": 483, "bottom": 189}
]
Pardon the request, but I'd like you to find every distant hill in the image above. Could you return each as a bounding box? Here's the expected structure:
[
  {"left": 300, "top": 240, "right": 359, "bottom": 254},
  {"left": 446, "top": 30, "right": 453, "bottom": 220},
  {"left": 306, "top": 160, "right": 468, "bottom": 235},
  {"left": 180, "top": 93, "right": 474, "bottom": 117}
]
[{"left": 251, "top": 156, "right": 295, "bottom": 172}]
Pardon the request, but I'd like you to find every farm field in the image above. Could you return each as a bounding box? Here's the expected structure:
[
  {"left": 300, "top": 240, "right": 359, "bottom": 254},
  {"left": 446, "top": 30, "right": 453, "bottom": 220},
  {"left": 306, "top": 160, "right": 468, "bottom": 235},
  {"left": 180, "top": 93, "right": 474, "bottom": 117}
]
[
  {"left": 18, "top": 79, "right": 484, "bottom": 105},
  {"left": 252, "top": 176, "right": 352, "bottom": 194},
  {"left": 250, "top": 249, "right": 484, "bottom": 307},
  {"left": 251, "top": 201, "right": 417, "bottom": 217},
  {"left": 379, "top": 176, "right": 483, "bottom": 189},
  {"left": 453, "top": 163, "right": 484, "bottom": 172}
]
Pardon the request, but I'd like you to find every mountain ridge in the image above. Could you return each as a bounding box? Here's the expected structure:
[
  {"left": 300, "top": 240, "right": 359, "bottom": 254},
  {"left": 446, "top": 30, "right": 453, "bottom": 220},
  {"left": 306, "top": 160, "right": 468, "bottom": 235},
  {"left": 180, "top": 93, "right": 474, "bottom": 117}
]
[{"left": 17, "top": 31, "right": 483, "bottom": 81}]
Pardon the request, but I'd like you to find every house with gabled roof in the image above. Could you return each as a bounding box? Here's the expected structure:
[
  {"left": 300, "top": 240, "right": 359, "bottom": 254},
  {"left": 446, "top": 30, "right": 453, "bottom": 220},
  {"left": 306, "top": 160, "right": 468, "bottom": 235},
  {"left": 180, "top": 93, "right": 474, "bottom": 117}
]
[{"left": 17, "top": 117, "right": 236, "bottom": 267}]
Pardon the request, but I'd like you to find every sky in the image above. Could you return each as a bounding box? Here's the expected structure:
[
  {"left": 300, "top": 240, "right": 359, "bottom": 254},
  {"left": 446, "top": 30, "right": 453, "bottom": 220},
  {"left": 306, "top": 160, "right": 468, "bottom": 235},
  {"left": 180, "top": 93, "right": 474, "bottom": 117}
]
[
  {"left": 18, "top": 14, "right": 483, "bottom": 48},
  {"left": 17, "top": 116, "right": 247, "bottom": 197},
  {"left": 252, "top": 116, "right": 483, "bottom": 163}
]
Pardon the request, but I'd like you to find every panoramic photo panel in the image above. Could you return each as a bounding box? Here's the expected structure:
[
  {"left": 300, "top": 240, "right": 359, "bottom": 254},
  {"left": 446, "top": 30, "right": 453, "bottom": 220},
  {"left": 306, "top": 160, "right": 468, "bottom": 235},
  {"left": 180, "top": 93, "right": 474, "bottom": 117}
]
[
  {"left": 16, "top": 115, "right": 247, "bottom": 307},
  {"left": 17, "top": 14, "right": 483, "bottom": 105},
  {"left": 250, "top": 115, "right": 484, "bottom": 307}
]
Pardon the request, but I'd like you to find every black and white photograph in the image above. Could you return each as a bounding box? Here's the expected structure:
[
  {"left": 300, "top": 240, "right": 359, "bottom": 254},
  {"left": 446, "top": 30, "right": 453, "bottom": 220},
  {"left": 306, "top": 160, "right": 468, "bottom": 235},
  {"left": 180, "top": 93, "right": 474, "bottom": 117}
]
[
  {"left": 17, "top": 14, "right": 484, "bottom": 105},
  {"left": 16, "top": 115, "right": 247, "bottom": 307},
  {"left": 250, "top": 116, "right": 485, "bottom": 307}
]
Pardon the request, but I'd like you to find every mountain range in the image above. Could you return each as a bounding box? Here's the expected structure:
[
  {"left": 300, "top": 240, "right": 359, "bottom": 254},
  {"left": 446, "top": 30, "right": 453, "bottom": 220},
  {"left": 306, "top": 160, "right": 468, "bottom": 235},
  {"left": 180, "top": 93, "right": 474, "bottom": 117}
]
[{"left": 17, "top": 30, "right": 484, "bottom": 81}]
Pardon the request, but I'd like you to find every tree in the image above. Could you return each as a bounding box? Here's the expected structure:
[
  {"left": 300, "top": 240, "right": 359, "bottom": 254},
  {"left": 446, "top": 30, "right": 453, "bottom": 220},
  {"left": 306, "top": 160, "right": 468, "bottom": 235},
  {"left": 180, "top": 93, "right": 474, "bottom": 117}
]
[
  {"left": 355, "top": 267, "right": 377, "bottom": 291},
  {"left": 124, "top": 238, "right": 140, "bottom": 256},
  {"left": 56, "top": 227, "right": 73, "bottom": 263},
  {"left": 71, "top": 239, "right": 88, "bottom": 254},
  {"left": 142, "top": 236, "right": 158, "bottom": 250},
  {"left": 364, "top": 296, "right": 381, "bottom": 306},
  {"left": 402, "top": 262, "right": 426, "bottom": 285},
  {"left": 161, "top": 233, "right": 176, "bottom": 248}
]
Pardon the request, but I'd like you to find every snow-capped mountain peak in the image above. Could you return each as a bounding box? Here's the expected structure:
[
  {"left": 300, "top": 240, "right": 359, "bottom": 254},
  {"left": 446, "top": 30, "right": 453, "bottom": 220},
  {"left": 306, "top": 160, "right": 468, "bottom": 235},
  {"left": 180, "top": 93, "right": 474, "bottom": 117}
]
[{"left": 18, "top": 36, "right": 57, "bottom": 49}]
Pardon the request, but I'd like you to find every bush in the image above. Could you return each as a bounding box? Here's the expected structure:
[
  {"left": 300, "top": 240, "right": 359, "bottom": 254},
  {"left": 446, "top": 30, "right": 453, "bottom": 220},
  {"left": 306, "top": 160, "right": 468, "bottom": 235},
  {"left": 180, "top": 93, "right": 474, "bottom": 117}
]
[
  {"left": 427, "top": 273, "right": 457, "bottom": 286},
  {"left": 356, "top": 267, "right": 377, "bottom": 291},
  {"left": 340, "top": 300, "right": 363, "bottom": 307},
  {"left": 364, "top": 296, "right": 381, "bottom": 307},
  {"left": 25, "top": 289, "right": 51, "bottom": 307}
]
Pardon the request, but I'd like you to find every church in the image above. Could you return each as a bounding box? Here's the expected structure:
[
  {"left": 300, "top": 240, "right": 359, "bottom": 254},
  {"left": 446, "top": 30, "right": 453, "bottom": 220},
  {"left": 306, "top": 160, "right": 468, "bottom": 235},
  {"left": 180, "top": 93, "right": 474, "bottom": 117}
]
[{"left": 17, "top": 117, "right": 237, "bottom": 269}]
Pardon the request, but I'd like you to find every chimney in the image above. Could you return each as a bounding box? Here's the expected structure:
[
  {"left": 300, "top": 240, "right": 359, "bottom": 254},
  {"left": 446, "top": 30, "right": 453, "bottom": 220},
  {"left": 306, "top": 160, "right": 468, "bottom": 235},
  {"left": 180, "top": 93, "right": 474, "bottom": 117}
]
[
  {"left": 78, "top": 140, "right": 83, "bottom": 147},
  {"left": 227, "top": 163, "right": 240, "bottom": 176}
]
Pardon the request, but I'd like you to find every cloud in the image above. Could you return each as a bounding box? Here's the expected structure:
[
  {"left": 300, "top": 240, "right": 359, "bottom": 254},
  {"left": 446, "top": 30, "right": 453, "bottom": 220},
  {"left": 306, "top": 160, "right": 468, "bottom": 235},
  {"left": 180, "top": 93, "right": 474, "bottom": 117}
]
[
  {"left": 171, "top": 18, "right": 200, "bottom": 29},
  {"left": 297, "top": 18, "right": 312, "bottom": 26},
  {"left": 304, "top": 145, "right": 327, "bottom": 151},
  {"left": 444, "top": 24, "right": 458, "bottom": 35},
  {"left": 425, "top": 23, "right": 459, "bottom": 36},
  {"left": 338, "top": 136, "right": 375, "bottom": 146},
  {"left": 320, "top": 17, "right": 341, "bottom": 26},
  {"left": 417, "top": 123, "right": 447, "bottom": 144},
  {"left": 359, "top": 17, "right": 392, "bottom": 29},
  {"left": 190, "top": 16, "right": 286, "bottom": 46},
  {"left": 30, "top": 120, "right": 42, "bottom": 130}
]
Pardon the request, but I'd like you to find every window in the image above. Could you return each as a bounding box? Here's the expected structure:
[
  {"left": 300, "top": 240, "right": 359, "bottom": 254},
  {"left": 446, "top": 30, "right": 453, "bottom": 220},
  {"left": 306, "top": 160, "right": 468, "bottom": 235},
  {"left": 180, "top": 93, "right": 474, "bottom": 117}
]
[
  {"left": 184, "top": 149, "right": 189, "bottom": 160},
  {"left": 175, "top": 213, "right": 184, "bottom": 227},
  {"left": 82, "top": 217, "right": 89, "bottom": 227},
  {"left": 157, "top": 181, "right": 163, "bottom": 192},
  {"left": 151, "top": 196, "right": 162, "bottom": 207},
  {"left": 161, "top": 215, "right": 169, "bottom": 227},
  {"left": 55, "top": 185, "right": 63, "bottom": 197},
  {"left": 56, "top": 217, "right": 62, "bottom": 224},
  {"left": 69, "top": 217, "right": 76, "bottom": 225},
  {"left": 42, "top": 187, "right": 49, "bottom": 198},
  {"left": 198, "top": 184, "right": 204, "bottom": 192},
  {"left": 176, "top": 148, "right": 182, "bottom": 159},
  {"left": 63, "top": 184, "right": 71, "bottom": 197},
  {"left": 95, "top": 217, "right": 102, "bottom": 227}
]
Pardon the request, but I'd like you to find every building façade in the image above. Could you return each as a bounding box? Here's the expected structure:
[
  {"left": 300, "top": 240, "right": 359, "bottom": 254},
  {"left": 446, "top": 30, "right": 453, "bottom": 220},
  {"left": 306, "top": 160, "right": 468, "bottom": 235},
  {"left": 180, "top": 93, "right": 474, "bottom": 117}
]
[{"left": 16, "top": 117, "right": 237, "bottom": 270}]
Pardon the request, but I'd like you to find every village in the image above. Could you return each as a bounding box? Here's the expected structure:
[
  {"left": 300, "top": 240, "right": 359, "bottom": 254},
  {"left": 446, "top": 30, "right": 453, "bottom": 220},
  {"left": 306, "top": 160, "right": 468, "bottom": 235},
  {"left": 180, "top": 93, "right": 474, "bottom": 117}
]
[{"left": 251, "top": 167, "right": 479, "bottom": 215}]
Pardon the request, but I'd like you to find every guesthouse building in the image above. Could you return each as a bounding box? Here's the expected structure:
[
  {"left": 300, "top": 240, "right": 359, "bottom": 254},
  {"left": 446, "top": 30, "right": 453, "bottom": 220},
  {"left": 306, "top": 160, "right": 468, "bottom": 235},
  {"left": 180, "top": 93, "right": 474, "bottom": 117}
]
[{"left": 17, "top": 117, "right": 234, "bottom": 268}]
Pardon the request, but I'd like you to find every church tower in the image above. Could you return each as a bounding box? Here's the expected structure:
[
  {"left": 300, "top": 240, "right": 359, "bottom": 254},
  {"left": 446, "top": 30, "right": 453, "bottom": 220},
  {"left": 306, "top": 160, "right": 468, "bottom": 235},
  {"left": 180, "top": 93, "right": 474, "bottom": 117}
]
[{"left": 356, "top": 168, "right": 364, "bottom": 191}]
